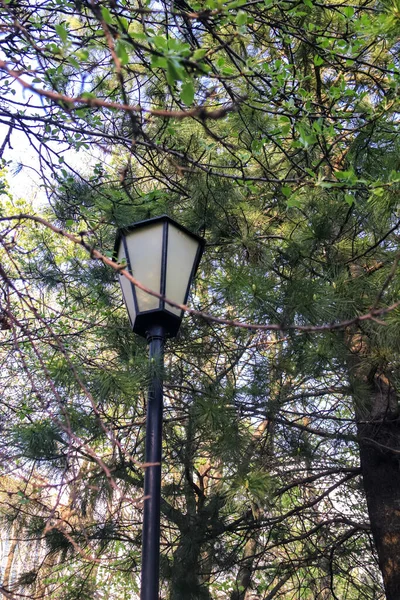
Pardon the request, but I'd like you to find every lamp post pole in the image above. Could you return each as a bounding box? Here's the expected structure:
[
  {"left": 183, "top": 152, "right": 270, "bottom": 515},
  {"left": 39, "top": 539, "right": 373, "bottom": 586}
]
[
  {"left": 141, "top": 325, "right": 165, "bottom": 600},
  {"left": 114, "top": 216, "right": 205, "bottom": 600}
]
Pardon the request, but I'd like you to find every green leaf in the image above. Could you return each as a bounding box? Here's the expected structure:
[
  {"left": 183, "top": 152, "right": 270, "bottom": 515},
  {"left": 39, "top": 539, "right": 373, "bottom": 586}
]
[
  {"left": 224, "top": 0, "right": 247, "bottom": 8},
  {"left": 180, "top": 81, "right": 195, "bottom": 106},
  {"left": 130, "top": 31, "right": 147, "bottom": 41},
  {"left": 251, "top": 139, "right": 265, "bottom": 153},
  {"left": 55, "top": 24, "right": 68, "bottom": 44},
  {"left": 316, "top": 181, "right": 334, "bottom": 188},
  {"left": 343, "top": 6, "right": 355, "bottom": 18},
  {"left": 335, "top": 169, "right": 357, "bottom": 183},
  {"left": 236, "top": 11, "right": 247, "bottom": 26},
  {"left": 314, "top": 55, "right": 324, "bottom": 66},
  {"left": 192, "top": 48, "right": 208, "bottom": 61},
  {"left": 76, "top": 49, "right": 89, "bottom": 61},
  {"left": 151, "top": 55, "right": 168, "bottom": 69},
  {"left": 17, "top": 491, "right": 30, "bottom": 505},
  {"left": 46, "top": 43, "right": 62, "bottom": 55},
  {"left": 119, "top": 17, "right": 129, "bottom": 30},
  {"left": 344, "top": 194, "right": 354, "bottom": 206},
  {"left": 101, "top": 6, "right": 113, "bottom": 24},
  {"left": 116, "top": 40, "right": 129, "bottom": 65},
  {"left": 67, "top": 56, "right": 80, "bottom": 69},
  {"left": 287, "top": 196, "right": 302, "bottom": 208},
  {"left": 166, "top": 59, "right": 184, "bottom": 85},
  {"left": 152, "top": 35, "right": 168, "bottom": 51}
]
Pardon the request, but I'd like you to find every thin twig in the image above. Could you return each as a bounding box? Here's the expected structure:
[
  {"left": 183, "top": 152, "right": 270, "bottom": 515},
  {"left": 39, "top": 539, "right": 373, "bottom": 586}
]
[
  {"left": 0, "top": 60, "right": 237, "bottom": 121},
  {"left": 1, "top": 213, "right": 399, "bottom": 333}
]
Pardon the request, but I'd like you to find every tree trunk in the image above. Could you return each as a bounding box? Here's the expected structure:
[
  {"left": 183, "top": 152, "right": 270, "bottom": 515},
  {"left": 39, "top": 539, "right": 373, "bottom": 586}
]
[
  {"left": 169, "top": 413, "right": 213, "bottom": 600},
  {"left": 347, "top": 331, "right": 400, "bottom": 599},
  {"left": 170, "top": 530, "right": 212, "bottom": 600},
  {"left": 231, "top": 420, "right": 271, "bottom": 600},
  {"left": 357, "top": 419, "right": 400, "bottom": 599},
  {"left": 231, "top": 528, "right": 258, "bottom": 600}
]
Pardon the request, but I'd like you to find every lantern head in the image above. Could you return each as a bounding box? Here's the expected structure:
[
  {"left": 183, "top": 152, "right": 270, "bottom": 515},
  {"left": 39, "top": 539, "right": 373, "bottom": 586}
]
[{"left": 115, "top": 216, "right": 205, "bottom": 338}]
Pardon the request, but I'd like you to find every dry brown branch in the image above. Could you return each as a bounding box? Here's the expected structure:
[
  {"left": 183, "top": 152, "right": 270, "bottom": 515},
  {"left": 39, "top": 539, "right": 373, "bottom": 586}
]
[{"left": 0, "top": 61, "right": 237, "bottom": 121}]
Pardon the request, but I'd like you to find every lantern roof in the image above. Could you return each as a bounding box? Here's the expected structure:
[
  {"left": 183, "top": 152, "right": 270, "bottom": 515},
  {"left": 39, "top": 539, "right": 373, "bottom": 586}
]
[{"left": 114, "top": 215, "right": 205, "bottom": 259}]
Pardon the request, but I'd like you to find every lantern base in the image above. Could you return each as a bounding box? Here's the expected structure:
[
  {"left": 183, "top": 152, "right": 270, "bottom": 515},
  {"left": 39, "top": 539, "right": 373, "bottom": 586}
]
[{"left": 131, "top": 309, "right": 183, "bottom": 339}]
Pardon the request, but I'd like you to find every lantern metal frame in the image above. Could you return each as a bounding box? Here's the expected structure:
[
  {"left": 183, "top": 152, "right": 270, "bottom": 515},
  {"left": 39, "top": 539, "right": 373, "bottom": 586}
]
[{"left": 114, "top": 215, "right": 205, "bottom": 338}]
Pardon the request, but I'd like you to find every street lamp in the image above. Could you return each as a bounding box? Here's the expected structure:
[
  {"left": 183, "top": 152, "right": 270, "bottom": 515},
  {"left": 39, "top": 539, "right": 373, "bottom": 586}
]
[{"left": 114, "top": 215, "right": 205, "bottom": 600}]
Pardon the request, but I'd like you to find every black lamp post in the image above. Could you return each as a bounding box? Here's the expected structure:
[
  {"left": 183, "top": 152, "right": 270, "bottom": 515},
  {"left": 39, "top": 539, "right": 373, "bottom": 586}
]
[{"left": 115, "top": 216, "right": 204, "bottom": 600}]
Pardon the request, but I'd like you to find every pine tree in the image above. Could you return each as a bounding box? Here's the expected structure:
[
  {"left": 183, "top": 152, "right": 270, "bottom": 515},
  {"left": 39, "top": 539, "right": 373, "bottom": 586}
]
[{"left": 0, "top": 0, "right": 399, "bottom": 598}]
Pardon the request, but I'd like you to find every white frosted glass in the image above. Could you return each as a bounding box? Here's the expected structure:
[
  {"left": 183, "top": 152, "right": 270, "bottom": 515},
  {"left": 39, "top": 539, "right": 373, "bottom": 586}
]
[
  {"left": 118, "top": 243, "right": 136, "bottom": 326},
  {"left": 165, "top": 224, "right": 199, "bottom": 316},
  {"left": 125, "top": 223, "right": 163, "bottom": 312}
]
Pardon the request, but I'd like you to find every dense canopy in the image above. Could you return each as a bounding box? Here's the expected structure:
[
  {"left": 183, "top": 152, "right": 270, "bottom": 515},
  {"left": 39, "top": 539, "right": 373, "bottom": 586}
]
[{"left": 0, "top": 0, "right": 399, "bottom": 599}]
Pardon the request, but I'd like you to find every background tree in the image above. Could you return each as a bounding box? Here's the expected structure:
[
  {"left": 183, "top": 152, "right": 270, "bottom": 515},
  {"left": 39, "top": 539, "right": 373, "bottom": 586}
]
[{"left": 0, "top": 0, "right": 399, "bottom": 598}]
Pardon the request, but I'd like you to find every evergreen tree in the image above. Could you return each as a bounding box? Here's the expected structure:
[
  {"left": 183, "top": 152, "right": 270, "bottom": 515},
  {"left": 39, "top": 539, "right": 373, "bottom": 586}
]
[{"left": 0, "top": 0, "right": 399, "bottom": 598}]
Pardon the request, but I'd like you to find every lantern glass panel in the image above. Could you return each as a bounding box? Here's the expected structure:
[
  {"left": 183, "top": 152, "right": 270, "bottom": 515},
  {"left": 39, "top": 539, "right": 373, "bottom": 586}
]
[
  {"left": 126, "top": 223, "right": 163, "bottom": 312},
  {"left": 117, "top": 243, "right": 136, "bottom": 326},
  {"left": 165, "top": 223, "right": 200, "bottom": 317}
]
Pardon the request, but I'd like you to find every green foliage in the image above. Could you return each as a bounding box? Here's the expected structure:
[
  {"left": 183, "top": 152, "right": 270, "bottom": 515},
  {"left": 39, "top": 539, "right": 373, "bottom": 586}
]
[
  {"left": 0, "top": 0, "right": 399, "bottom": 598},
  {"left": 14, "top": 421, "right": 64, "bottom": 462}
]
